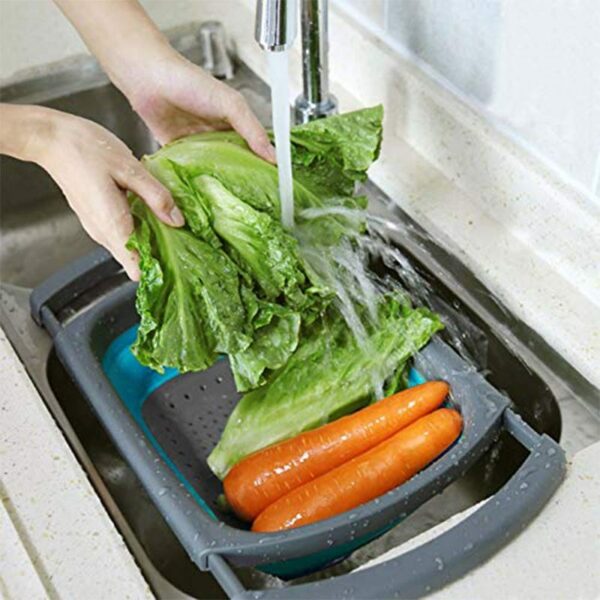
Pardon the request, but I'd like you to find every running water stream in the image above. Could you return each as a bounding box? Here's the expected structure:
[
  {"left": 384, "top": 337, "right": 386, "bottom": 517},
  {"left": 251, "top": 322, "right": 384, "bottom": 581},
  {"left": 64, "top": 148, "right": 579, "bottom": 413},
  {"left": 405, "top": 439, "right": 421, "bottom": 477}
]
[
  {"left": 266, "top": 51, "right": 485, "bottom": 398},
  {"left": 268, "top": 50, "right": 295, "bottom": 229}
]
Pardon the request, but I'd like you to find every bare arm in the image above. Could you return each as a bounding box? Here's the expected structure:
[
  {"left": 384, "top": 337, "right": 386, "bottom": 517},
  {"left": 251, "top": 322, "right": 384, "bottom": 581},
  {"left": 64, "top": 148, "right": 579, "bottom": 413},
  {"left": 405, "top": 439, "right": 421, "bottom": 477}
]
[{"left": 54, "top": 0, "right": 275, "bottom": 157}]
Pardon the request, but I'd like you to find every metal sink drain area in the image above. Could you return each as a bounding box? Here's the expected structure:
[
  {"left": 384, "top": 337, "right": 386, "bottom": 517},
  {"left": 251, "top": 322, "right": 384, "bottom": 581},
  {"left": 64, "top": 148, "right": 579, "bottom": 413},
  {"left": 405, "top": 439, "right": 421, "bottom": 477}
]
[{"left": 1, "top": 25, "right": 598, "bottom": 600}]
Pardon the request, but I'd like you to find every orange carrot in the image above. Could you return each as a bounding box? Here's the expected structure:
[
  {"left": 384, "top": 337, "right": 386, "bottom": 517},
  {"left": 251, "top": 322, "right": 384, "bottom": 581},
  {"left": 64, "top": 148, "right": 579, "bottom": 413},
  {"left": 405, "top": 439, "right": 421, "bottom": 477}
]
[
  {"left": 252, "top": 408, "right": 462, "bottom": 532},
  {"left": 224, "top": 382, "right": 449, "bottom": 521}
]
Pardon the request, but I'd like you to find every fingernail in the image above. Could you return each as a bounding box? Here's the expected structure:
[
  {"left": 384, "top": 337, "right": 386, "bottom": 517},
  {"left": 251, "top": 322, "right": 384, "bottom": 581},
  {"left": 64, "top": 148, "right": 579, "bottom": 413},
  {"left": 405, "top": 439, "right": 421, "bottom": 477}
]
[
  {"left": 266, "top": 144, "right": 277, "bottom": 164},
  {"left": 169, "top": 206, "right": 185, "bottom": 227},
  {"left": 127, "top": 264, "right": 140, "bottom": 282}
]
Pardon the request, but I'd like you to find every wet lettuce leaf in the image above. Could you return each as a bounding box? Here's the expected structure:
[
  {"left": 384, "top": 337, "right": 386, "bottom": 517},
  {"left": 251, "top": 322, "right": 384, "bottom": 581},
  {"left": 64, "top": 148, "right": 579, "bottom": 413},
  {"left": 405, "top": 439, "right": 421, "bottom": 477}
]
[
  {"left": 290, "top": 103, "right": 383, "bottom": 199},
  {"left": 129, "top": 105, "right": 444, "bottom": 476},
  {"left": 128, "top": 200, "right": 251, "bottom": 371},
  {"left": 129, "top": 107, "right": 383, "bottom": 385},
  {"left": 207, "top": 295, "right": 443, "bottom": 479},
  {"left": 195, "top": 175, "right": 310, "bottom": 307}
]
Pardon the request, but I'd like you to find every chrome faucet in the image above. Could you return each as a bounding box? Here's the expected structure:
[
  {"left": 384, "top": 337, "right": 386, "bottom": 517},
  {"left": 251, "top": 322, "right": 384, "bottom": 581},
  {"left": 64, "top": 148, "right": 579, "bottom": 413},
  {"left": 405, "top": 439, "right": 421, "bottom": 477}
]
[
  {"left": 255, "top": 0, "right": 338, "bottom": 123},
  {"left": 255, "top": 0, "right": 297, "bottom": 51}
]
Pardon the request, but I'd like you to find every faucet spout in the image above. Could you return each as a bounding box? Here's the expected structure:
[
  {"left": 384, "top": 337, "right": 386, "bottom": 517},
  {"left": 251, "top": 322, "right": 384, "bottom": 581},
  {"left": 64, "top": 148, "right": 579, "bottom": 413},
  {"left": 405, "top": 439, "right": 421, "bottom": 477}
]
[
  {"left": 255, "top": 0, "right": 297, "bottom": 52},
  {"left": 255, "top": 0, "right": 337, "bottom": 123},
  {"left": 294, "top": 0, "right": 338, "bottom": 123}
]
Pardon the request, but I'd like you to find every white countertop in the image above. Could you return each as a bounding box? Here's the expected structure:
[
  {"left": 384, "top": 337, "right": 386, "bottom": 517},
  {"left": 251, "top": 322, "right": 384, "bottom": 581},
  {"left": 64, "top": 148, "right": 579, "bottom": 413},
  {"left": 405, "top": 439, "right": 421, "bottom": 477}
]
[
  {"left": 1, "top": 1, "right": 599, "bottom": 598},
  {"left": 0, "top": 331, "right": 152, "bottom": 599},
  {"left": 359, "top": 442, "right": 600, "bottom": 600}
]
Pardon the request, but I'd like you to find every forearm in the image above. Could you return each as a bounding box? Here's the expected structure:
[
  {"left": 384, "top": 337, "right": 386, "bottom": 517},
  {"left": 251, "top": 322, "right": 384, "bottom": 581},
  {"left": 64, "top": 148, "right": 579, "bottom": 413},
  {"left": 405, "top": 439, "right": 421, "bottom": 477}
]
[
  {"left": 53, "top": 0, "right": 273, "bottom": 159},
  {"left": 0, "top": 104, "right": 57, "bottom": 164},
  {"left": 53, "top": 0, "right": 172, "bottom": 95}
]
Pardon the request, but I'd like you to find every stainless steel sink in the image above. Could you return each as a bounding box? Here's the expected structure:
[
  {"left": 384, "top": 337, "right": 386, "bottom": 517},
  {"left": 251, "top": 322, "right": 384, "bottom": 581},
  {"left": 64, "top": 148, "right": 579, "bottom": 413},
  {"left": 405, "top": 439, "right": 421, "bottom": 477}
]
[{"left": 1, "top": 25, "right": 598, "bottom": 599}]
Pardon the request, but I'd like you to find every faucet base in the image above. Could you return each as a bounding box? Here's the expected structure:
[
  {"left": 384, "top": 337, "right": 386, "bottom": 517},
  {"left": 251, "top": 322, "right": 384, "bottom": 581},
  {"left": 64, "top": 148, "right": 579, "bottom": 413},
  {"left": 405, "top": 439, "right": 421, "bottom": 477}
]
[{"left": 294, "top": 94, "right": 338, "bottom": 123}]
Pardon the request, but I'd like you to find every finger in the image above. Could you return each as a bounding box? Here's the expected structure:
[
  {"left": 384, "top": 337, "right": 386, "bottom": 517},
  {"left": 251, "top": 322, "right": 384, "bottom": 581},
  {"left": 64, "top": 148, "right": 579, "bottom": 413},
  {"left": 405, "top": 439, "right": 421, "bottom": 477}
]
[
  {"left": 104, "top": 192, "right": 141, "bottom": 281},
  {"left": 225, "top": 91, "right": 276, "bottom": 163},
  {"left": 116, "top": 161, "right": 184, "bottom": 227},
  {"left": 99, "top": 231, "right": 140, "bottom": 281},
  {"left": 71, "top": 191, "right": 140, "bottom": 281},
  {"left": 109, "top": 242, "right": 141, "bottom": 282}
]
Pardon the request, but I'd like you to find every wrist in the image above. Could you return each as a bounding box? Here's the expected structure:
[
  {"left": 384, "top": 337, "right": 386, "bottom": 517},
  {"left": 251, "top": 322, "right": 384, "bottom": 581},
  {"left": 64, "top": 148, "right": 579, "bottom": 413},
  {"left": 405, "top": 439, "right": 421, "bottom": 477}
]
[
  {"left": 109, "top": 38, "right": 179, "bottom": 106},
  {"left": 0, "top": 104, "right": 61, "bottom": 165}
]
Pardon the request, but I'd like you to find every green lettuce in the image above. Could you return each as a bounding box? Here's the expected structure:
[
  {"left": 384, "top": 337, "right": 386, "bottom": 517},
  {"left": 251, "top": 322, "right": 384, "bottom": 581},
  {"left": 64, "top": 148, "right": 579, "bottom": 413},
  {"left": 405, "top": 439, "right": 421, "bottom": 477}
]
[
  {"left": 129, "top": 107, "right": 383, "bottom": 385},
  {"left": 128, "top": 105, "right": 443, "bottom": 475},
  {"left": 128, "top": 200, "right": 251, "bottom": 371}
]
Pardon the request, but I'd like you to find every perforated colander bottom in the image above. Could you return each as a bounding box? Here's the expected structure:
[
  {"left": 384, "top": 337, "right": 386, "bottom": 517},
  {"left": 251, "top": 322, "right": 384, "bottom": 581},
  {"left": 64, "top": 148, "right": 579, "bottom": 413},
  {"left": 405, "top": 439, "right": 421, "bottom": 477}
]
[
  {"left": 102, "top": 324, "right": 246, "bottom": 526},
  {"left": 142, "top": 360, "right": 242, "bottom": 523},
  {"left": 102, "top": 323, "right": 425, "bottom": 532}
]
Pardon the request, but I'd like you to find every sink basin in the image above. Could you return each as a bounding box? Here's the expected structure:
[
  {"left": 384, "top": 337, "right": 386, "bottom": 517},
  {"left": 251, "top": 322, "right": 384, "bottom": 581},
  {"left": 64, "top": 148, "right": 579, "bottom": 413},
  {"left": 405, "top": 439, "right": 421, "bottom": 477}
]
[{"left": 1, "top": 25, "right": 598, "bottom": 599}]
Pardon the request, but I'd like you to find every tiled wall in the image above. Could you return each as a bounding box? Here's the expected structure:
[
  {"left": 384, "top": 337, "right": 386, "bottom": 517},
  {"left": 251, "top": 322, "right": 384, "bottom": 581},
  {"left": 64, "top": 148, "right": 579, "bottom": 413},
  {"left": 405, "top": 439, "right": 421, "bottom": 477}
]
[{"left": 336, "top": 0, "right": 600, "bottom": 200}]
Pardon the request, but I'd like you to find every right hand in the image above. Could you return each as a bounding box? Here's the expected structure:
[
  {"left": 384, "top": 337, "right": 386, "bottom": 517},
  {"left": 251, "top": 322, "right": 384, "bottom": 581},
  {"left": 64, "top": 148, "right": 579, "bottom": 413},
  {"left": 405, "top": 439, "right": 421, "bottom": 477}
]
[{"left": 35, "top": 109, "right": 185, "bottom": 280}]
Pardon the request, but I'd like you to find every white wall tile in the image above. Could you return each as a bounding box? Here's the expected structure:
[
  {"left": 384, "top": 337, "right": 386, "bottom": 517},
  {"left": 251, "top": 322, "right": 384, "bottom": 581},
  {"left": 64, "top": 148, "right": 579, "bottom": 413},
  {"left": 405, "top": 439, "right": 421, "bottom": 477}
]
[{"left": 337, "top": 0, "right": 600, "bottom": 197}]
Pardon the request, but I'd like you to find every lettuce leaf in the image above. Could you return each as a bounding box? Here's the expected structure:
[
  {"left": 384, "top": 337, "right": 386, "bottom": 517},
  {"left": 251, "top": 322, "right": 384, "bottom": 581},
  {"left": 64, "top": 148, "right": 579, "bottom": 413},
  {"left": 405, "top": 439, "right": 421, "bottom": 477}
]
[
  {"left": 129, "top": 107, "right": 384, "bottom": 384},
  {"left": 128, "top": 200, "right": 251, "bottom": 371}
]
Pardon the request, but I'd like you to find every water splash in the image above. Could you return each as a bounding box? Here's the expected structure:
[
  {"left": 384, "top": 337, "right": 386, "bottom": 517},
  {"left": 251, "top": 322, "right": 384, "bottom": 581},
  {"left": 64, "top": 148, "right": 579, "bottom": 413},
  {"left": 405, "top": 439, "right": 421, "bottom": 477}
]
[
  {"left": 297, "top": 207, "right": 489, "bottom": 392},
  {"left": 298, "top": 230, "right": 388, "bottom": 398}
]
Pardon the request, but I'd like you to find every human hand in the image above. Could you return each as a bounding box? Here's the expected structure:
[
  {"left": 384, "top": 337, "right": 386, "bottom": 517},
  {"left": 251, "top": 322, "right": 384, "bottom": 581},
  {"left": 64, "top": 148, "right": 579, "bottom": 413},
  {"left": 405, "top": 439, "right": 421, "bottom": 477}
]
[
  {"left": 55, "top": 0, "right": 275, "bottom": 158},
  {"left": 120, "top": 49, "right": 276, "bottom": 160},
  {"left": 34, "top": 108, "right": 184, "bottom": 280},
  {"left": 54, "top": 0, "right": 275, "bottom": 162}
]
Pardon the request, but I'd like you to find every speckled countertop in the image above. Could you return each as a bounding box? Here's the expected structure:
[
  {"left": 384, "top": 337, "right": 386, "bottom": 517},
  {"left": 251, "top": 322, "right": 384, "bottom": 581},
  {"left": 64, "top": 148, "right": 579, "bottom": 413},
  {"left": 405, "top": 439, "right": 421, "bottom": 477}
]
[{"left": 0, "top": 331, "right": 152, "bottom": 599}]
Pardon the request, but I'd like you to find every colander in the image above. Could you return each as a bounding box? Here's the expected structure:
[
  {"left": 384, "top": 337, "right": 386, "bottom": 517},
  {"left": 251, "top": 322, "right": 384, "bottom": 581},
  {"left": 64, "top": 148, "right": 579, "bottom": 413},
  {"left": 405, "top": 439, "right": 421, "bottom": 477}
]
[{"left": 31, "top": 248, "right": 566, "bottom": 598}]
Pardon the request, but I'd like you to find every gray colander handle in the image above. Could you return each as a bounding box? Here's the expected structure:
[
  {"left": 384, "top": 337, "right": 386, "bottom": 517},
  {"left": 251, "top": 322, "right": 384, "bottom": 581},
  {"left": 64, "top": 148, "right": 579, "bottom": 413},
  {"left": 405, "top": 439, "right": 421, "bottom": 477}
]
[
  {"left": 30, "top": 247, "right": 119, "bottom": 334},
  {"left": 221, "top": 408, "right": 565, "bottom": 599}
]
